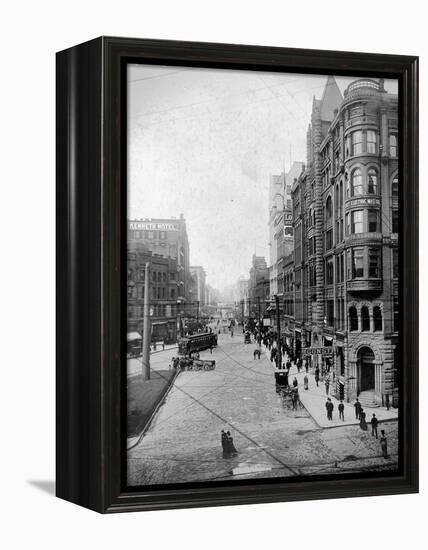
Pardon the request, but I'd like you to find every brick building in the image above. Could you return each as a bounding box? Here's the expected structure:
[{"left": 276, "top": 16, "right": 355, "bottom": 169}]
[
  {"left": 128, "top": 214, "right": 191, "bottom": 303},
  {"left": 127, "top": 243, "right": 180, "bottom": 344},
  {"left": 291, "top": 76, "right": 398, "bottom": 407}
]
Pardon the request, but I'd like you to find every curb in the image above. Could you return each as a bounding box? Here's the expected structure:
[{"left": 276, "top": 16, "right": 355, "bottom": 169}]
[{"left": 127, "top": 368, "right": 180, "bottom": 451}]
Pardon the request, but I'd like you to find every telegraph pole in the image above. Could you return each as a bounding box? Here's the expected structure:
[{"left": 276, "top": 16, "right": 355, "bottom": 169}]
[
  {"left": 141, "top": 261, "right": 151, "bottom": 381},
  {"left": 274, "top": 294, "right": 282, "bottom": 369}
]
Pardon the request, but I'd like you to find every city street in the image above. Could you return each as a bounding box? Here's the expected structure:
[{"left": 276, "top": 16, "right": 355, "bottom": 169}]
[{"left": 127, "top": 331, "right": 398, "bottom": 486}]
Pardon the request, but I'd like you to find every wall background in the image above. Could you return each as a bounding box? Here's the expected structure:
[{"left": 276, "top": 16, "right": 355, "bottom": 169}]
[{"left": 0, "top": 1, "right": 425, "bottom": 547}]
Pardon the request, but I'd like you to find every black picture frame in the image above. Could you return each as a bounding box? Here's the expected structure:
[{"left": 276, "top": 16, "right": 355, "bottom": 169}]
[{"left": 56, "top": 36, "right": 418, "bottom": 513}]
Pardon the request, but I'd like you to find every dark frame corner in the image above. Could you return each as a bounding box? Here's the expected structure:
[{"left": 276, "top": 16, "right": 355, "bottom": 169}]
[{"left": 56, "top": 36, "right": 418, "bottom": 513}]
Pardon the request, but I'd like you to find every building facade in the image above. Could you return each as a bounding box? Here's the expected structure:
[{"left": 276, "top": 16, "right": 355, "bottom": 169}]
[
  {"left": 291, "top": 76, "right": 398, "bottom": 407},
  {"left": 127, "top": 243, "right": 180, "bottom": 343},
  {"left": 248, "top": 255, "right": 270, "bottom": 318},
  {"left": 128, "top": 215, "right": 191, "bottom": 303}
]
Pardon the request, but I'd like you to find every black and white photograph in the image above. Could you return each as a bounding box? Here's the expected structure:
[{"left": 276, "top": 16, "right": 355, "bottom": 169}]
[{"left": 126, "top": 65, "right": 400, "bottom": 487}]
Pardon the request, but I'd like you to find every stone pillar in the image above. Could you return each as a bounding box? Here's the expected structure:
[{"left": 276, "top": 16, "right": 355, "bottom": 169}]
[
  {"left": 347, "top": 360, "right": 358, "bottom": 402},
  {"left": 369, "top": 313, "right": 374, "bottom": 332}
]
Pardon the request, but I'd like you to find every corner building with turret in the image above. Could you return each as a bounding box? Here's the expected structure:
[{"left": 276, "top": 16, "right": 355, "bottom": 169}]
[{"left": 291, "top": 77, "right": 398, "bottom": 408}]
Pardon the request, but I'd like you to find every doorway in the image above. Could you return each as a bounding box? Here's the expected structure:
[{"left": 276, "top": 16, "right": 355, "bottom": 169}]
[{"left": 357, "top": 346, "right": 375, "bottom": 393}]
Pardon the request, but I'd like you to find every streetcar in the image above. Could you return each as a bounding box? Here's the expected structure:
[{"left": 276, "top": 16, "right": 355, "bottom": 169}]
[
  {"left": 178, "top": 332, "right": 217, "bottom": 355},
  {"left": 127, "top": 332, "right": 142, "bottom": 358}
]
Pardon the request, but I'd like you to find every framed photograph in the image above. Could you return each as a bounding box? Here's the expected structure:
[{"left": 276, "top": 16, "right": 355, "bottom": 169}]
[{"left": 56, "top": 37, "right": 418, "bottom": 513}]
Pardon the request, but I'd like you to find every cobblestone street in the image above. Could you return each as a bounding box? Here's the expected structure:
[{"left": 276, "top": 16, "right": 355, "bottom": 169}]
[{"left": 127, "top": 333, "right": 398, "bottom": 486}]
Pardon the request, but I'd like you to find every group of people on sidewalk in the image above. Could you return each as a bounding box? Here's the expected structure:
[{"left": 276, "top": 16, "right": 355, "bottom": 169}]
[{"left": 220, "top": 429, "right": 238, "bottom": 459}]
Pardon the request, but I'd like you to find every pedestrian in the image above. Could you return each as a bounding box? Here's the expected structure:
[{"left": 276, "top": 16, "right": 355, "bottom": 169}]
[
  {"left": 359, "top": 408, "right": 368, "bottom": 431},
  {"left": 291, "top": 390, "right": 298, "bottom": 410},
  {"left": 286, "top": 359, "right": 291, "bottom": 372},
  {"left": 210, "top": 344, "right": 213, "bottom": 354},
  {"left": 221, "top": 430, "right": 229, "bottom": 458},
  {"left": 354, "top": 398, "right": 362, "bottom": 420},
  {"left": 380, "top": 430, "right": 388, "bottom": 459},
  {"left": 385, "top": 394, "right": 390, "bottom": 411},
  {"left": 253, "top": 349, "right": 258, "bottom": 360},
  {"left": 292, "top": 376, "right": 298, "bottom": 388},
  {"left": 226, "top": 431, "right": 238, "bottom": 456},
  {"left": 314, "top": 366, "right": 320, "bottom": 387},
  {"left": 305, "top": 359, "right": 309, "bottom": 373},
  {"left": 325, "top": 398, "right": 334, "bottom": 420},
  {"left": 325, "top": 378, "right": 330, "bottom": 395},
  {"left": 371, "top": 413, "right": 379, "bottom": 438},
  {"left": 304, "top": 374, "right": 309, "bottom": 390},
  {"left": 338, "top": 400, "right": 345, "bottom": 421}
]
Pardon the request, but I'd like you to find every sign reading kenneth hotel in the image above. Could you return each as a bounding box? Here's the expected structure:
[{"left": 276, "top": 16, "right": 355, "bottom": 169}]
[{"left": 129, "top": 221, "right": 179, "bottom": 231}]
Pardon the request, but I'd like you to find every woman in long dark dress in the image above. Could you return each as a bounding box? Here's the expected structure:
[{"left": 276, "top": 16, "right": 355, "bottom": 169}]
[
  {"left": 359, "top": 408, "right": 368, "bottom": 431},
  {"left": 226, "top": 431, "right": 238, "bottom": 455}
]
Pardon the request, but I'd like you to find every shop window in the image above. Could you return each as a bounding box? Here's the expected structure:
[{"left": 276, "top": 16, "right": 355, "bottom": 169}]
[
  {"left": 367, "top": 168, "right": 378, "bottom": 194},
  {"left": 351, "top": 168, "right": 363, "bottom": 196},
  {"left": 373, "top": 306, "right": 382, "bottom": 331},
  {"left": 349, "top": 306, "right": 358, "bottom": 331},
  {"left": 361, "top": 306, "right": 370, "bottom": 331}
]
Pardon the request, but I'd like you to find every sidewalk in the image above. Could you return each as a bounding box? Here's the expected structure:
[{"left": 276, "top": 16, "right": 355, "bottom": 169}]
[{"left": 269, "top": 352, "right": 398, "bottom": 429}]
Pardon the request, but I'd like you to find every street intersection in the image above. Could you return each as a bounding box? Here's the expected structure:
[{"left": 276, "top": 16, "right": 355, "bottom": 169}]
[{"left": 127, "top": 332, "right": 398, "bottom": 486}]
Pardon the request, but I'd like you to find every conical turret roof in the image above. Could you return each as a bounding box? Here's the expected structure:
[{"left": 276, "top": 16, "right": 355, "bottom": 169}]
[{"left": 319, "top": 76, "right": 343, "bottom": 122}]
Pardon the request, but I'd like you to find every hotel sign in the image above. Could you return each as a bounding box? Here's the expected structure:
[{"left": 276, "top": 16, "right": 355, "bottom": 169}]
[
  {"left": 303, "top": 347, "right": 334, "bottom": 355},
  {"left": 129, "top": 222, "right": 178, "bottom": 231}
]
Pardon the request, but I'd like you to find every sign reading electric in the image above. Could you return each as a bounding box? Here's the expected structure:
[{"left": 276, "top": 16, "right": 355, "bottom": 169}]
[{"left": 129, "top": 222, "right": 178, "bottom": 231}]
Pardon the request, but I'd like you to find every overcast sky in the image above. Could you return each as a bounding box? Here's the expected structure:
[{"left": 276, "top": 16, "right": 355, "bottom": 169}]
[{"left": 128, "top": 65, "right": 397, "bottom": 291}]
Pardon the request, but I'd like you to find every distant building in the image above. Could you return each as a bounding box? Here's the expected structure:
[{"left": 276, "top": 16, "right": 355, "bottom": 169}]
[
  {"left": 127, "top": 242, "right": 180, "bottom": 343},
  {"left": 248, "top": 255, "right": 270, "bottom": 318},
  {"left": 128, "top": 214, "right": 191, "bottom": 303},
  {"left": 291, "top": 76, "right": 398, "bottom": 407},
  {"left": 190, "top": 266, "right": 207, "bottom": 307},
  {"left": 268, "top": 163, "right": 304, "bottom": 300}
]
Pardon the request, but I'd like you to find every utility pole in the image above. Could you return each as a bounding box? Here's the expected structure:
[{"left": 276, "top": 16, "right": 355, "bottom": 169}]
[
  {"left": 141, "top": 261, "right": 151, "bottom": 381},
  {"left": 274, "top": 294, "right": 282, "bottom": 369}
]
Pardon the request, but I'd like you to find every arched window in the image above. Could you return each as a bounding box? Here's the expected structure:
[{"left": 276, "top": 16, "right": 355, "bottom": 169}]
[
  {"left": 351, "top": 168, "right": 363, "bottom": 196},
  {"left": 361, "top": 306, "right": 370, "bottom": 331},
  {"left": 392, "top": 175, "right": 398, "bottom": 199},
  {"left": 373, "top": 306, "right": 382, "bottom": 331},
  {"left": 349, "top": 306, "right": 358, "bottom": 331},
  {"left": 325, "top": 196, "right": 332, "bottom": 221},
  {"left": 367, "top": 168, "right": 378, "bottom": 194}
]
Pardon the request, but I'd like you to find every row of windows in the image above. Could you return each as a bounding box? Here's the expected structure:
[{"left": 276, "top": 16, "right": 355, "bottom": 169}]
[
  {"left": 349, "top": 305, "right": 383, "bottom": 332},
  {"left": 130, "top": 230, "right": 169, "bottom": 240},
  {"left": 346, "top": 131, "right": 397, "bottom": 158}
]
